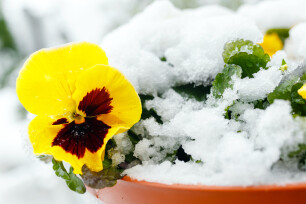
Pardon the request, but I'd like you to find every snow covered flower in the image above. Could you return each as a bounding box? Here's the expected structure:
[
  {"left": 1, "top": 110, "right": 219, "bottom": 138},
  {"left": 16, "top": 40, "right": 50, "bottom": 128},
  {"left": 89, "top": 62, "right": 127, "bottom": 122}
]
[
  {"left": 259, "top": 33, "right": 283, "bottom": 56},
  {"left": 16, "top": 42, "right": 141, "bottom": 174}
]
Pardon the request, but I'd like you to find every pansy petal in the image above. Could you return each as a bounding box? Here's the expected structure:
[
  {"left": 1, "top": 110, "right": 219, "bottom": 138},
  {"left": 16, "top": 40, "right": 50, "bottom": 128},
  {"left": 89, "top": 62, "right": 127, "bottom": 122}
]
[
  {"left": 51, "top": 125, "right": 119, "bottom": 174},
  {"left": 73, "top": 65, "right": 142, "bottom": 130},
  {"left": 259, "top": 33, "right": 283, "bottom": 56},
  {"left": 29, "top": 115, "right": 69, "bottom": 155},
  {"left": 16, "top": 42, "right": 108, "bottom": 116},
  {"left": 298, "top": 84, "right": 306, "bottom": 100},
  {"left": 29, "top": 115, "right": 120, "bottom": 174}
]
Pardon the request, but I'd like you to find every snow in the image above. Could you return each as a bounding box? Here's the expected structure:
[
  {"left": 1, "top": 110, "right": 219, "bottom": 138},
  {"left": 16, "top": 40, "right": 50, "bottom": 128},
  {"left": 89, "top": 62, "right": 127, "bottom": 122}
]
[
  {"left": 125, "top": 101, "right": 306, "bottom": 186},
  {"left": 285, "top": 23, "right": 306, "bottom": 61},
  {"left": 102, "top": 1, "right": 262, "bottom": 94},
  {"left": 109, "top": 134, "right": 133, "bottom": 166},
  {"left": 238, "top": 0, "right": 306, "bottom": 32},
  {"left": 234, "top": 65, "right": 283, "bottom": 101},
  {"left": 102, "top": 0, "right": 306, "bottom": 186},
  {"left": 145, "top": 89, "right": 204, "bottom": 122}
]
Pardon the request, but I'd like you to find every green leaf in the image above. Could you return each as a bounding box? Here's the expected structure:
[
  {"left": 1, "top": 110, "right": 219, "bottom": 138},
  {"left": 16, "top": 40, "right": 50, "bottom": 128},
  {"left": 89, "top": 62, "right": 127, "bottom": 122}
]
[
  {"left": 52, "top": 158, "right": 69, "bottom": 180},
  {"left": 288, "top": 144, "right": 306, "bottom": 171},
  {"left": 300, "top": 73, "right": 306, "bottom": 82},
  {"left": 289, "top": 144, "right": 306, "bottom": 158},
  {"left": 81, "top": 165, "right": 124, "bottom": 189},
  {"left": 0, "top": 16, "right": 16, "bottom": 50},
  {"left": 105, "top": 139, "right": 116, "bottom": 151},
  {"left": 228, "top": 53, "right": 267, "bottom": 78},
  {"left": 267, "top": 76, "right": 299, "bottom": 104},
  {"left": 291, "top": 83, "right": 305, "bottom": 104},
  {"left": 66, "top": 167, "right": 86, "bottom": 194},
  {"left": 38, "top": 155, "right": 53, "bottom": 163},
  {"left": 139, "top": 94, "right": 154, "bottom": 103},
  {"left": 279, "top": 59, "right": 288, "bottom": 72},
  {"left": 212, "top": 64, "right": 242, "bottom": 98},
  {"left": 160, "top": 56, "right": 167, "bottom": 62},
  {"left": 266, "top": 28, "right": 290, "bottom": 43},
  {"left": 223, "top": 39, "right": 254, "bottom": 63},
  {"left": 138, "top": 94, "right": 163, "bottom": 124},
  {"left": 165, "top": 150, "right": 178, "bottom": 163},
  {"left": 127, "top": 129, "right": 142, "bottom": 145},
  {"left": 253, "top": 99, "right": 269, "bottom": 110},
  {"left": 223, "top": 39, "right": 270, "bottom": 78},
  {"left": 298, "top": 152, "right": 306, "bottom": 171},
  {"left": 224, "top": 105, "right": 232, "bottom": 120},
  {"left": 268, "top": 77, "right": 306, "bottom": 116},
  {"left": 52, "top": 158, "right": 86, "bottom": 194},
  {"left": 149, "top": 108, "right": 163, "bottom": 124},
  {"left": 102, "top": 157, "right": 112, "bottom": 169},
  {"left": 141, "top": 107, "right": 163, "bottom": 124},
  {"left": 172, "top": 83, "right": 211, "bottom": 101},
  {"left": 291, "top": 82, "right": 306, "bottom": 116},
  {"left": 125, "top": 152, "right": 138, "bottom": 163},
  {"left": 224, "top": 101, "right": 240, "bottom": 120}
]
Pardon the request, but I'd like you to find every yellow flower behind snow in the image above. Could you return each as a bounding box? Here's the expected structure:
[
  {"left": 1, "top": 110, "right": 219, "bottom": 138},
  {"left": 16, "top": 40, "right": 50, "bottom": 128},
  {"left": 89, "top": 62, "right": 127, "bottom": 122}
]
[
  {"left": 259, "top": 33, "right": 283, "bottom": 56},
  {"left": 16, "top": 42, "right": 142, "bottom": 174},
  {"left": 298, "top": 84, "right": 306, "bottom": 100}
]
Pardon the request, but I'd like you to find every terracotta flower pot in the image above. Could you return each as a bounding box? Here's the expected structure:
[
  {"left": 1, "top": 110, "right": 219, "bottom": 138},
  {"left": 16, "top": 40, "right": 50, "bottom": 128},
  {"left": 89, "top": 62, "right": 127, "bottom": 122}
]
[{"left": 88, "top": 176, "right": 306, "bottom": 204}]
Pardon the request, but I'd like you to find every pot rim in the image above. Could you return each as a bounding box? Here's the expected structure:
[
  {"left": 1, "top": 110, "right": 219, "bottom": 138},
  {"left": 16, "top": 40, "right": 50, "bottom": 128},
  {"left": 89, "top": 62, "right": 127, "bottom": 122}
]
[{"left": 122, "top": 176, "right": 306, "bottom": 192}]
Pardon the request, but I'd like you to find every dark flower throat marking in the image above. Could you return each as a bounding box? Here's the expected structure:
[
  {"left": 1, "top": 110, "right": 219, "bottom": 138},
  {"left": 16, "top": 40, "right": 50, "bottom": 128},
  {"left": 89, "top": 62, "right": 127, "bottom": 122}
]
[{"left": 51, "top": 87, "right": 113, "bottom": 158}]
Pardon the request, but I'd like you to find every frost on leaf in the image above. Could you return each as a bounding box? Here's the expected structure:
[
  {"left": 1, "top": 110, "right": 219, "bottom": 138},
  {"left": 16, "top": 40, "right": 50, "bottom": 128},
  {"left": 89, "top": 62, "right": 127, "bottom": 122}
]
[
  {"left": 268, "top": 75, "right": 306, "bottom": 116},
  {"left": 222, "top": 39, "right": 270, "bottom": 78},
  {"left": 212, "top": 64, "right": 242, "bottom": 98},
  {"left": 267, "top": 76, "right": 299, "bottom": 104}
]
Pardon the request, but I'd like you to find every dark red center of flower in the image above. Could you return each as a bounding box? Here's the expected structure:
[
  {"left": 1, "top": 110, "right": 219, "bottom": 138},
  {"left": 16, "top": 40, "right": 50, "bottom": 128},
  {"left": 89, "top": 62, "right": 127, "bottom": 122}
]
[
  {"left": 78, "top": 87, "right": 113, "bottom": 116},
  {"left": 51, "top": 87, "right": 113, "bottom": 158},
  {"left": 52, "top": 118, "right": 110, "bottom": 158},
  {"left": 52, "top": 118, "right": 69, "bottom": 125}
]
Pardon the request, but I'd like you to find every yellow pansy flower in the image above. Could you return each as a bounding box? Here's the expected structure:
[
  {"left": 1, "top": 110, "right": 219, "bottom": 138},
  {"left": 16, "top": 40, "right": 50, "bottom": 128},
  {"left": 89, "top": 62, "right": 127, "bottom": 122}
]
[
  {"left": 259, "top": 33, "right": 283, "bottom": 56},
  {"left": 298, "top": 84, "right": 306, "bottom": 100},
  {"left": 16, "top": 42, "right": 142, "bottom": 174}
]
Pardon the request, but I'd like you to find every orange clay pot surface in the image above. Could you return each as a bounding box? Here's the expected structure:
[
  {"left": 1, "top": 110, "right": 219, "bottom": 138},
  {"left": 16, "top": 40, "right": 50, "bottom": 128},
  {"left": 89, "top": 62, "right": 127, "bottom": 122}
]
[{"left": 89, "top": 176, "right": 306, "bottom": 204}]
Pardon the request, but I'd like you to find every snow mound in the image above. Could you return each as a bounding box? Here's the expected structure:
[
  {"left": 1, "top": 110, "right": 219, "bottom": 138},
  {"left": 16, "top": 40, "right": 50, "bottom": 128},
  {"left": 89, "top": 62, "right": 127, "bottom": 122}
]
[
  {"left": 102, "top": 1, "right": 262, "bottom": 94},
  {"left": 238, "top": 0, "right": 306, "bottom": 32},
  {"left": 102, "top": 0, "right": 306, "bottom": 186}
]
